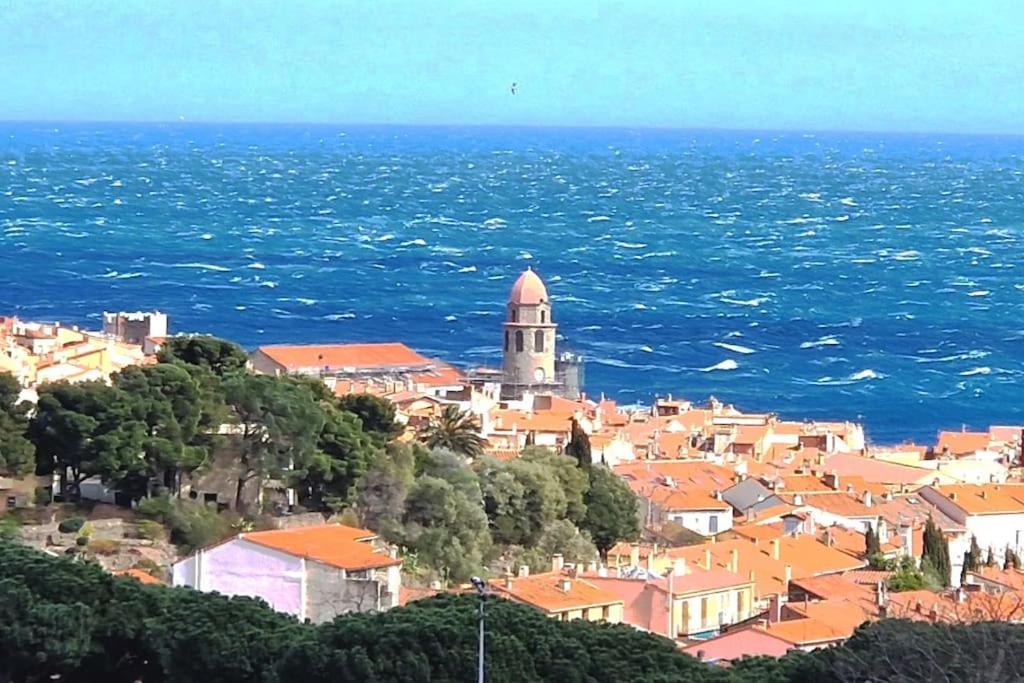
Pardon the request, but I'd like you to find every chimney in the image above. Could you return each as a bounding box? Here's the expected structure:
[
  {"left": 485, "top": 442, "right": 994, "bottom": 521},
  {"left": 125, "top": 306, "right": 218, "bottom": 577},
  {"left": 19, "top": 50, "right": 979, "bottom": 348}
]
[
  {"left": 704, "top": 548, "right": 713, "bottom": 570},
  {"left": 552, "top": 554, "right": 564, "bottom": 573},
  {"left": 518, "top": 565, "right": 530, "bottom": 578},
  {"left": 771, "top": 538, "right": 781, "bottom": 561},
  {"left": 981, "top": 490, "right": 989, "bottom": 500},
  {"left": 504, "top": 574, "right": 513, "bottom": 589},
  {"left": 883, "top": 491, "right": 894, "bottom": 503},
  {"left": 784, "top": 564, "right": 792, "bottom": 585},
  {"left": 560, "top": 578, "right": 572, "bottom": 592},
  {"left": 748, "top": 570, "right": 756, "bottom": 584},
  {"left": 674, "top": 558, "right": 687, "bottom": 576},
  {"left": 825, "top": 530, "right": 834, "bottom": 547},
  {"left": 629, "top": 543, "right": 640, "bottom": 567},
  {"left": 875, "top": 581, "right": 888, "bottom": 607},
  {"left": 950, "top": 492, "right": 958, "bottom": 502},
  {"left": 793, "top": 494, "right": 803, "bottom": 506},
  {"left": 730, "top": 548, "right": 739, "bottom": 574},
  {"left": 768, "top": 594, "right": 782, "bottom": 623},
  {"left": 714, "top": 489, "right": 723, "bottom": 501},
  {"left": 956, "top": 587, "right": 966, "bottom": 604},
  {"left": 846, "top": 483, "right": 855, "bottom": 493},
  {"left": 863, "top": 491, "right": 872, "bottom": 507}
]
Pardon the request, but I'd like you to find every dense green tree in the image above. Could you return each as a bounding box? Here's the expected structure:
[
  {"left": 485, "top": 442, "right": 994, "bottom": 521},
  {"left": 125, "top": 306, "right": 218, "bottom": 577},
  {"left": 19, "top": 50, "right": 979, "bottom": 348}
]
[
  {"left": 513, "top": 519, "right": 599, "bottom": 573},
  {"left": 520, "top": 446, "right": 590, "bottom": 524},
  {"left": 922, "top": 514, "right": 951, "bottom": 587},
  {"left": 157, "top": 335, "right": 248, "bottom": 378},
  {"left": 294, "top": 402, "right": 378, "bottom": 512},
  {"left": 355, "top": 441, "right": 417, "bottom": 539},
  {"left": 0, "top": 372, "right": 33, "bottom": 476},
  {"left": 420, "top": 404, "right": 485, "bottom": 458},
  {"left": 864, "top": 525, "right": 882, "bottom": 567},
  {"left": 337, "top": 393, "right": 400, "bottom": 444},
  {"left": 986, "top": 546, "right": 997, "bottom": 567},
  {"left": 400, "top": 473, "right": 492, "bottom": 583},
  {"left": 564, "top": 417, "right": 592, "bottom": 468},
  {"left": 28, "top": 381, "right": 147, "bottom": 500},
  {"left": 221, "top": 374, "right": 325, "bottom": 511},
  {"left": 113, "top": 363, "right": 208, "bottom": 494},
  {"left": 887, "top": 555, "right": 927, "bottom": 592},
  {"left": 962, "top": 534, "right": 983, "bottom": 583},
  {"left": 581, "top": 465, "right": 640, "bottom": 560},
  {"left": 478, "top": 456, "right": 571, "bottom": 547}
]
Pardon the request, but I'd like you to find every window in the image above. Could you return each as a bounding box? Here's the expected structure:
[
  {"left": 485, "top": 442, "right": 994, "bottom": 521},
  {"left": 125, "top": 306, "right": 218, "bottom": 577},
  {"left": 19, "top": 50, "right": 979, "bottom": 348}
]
[
  {"left": 700, "top": 597, "right": 709, "bottom": 628},
  {"left": 510, "top": 307, "right": 518, "bottom": 322},
  {"left": 535, "top": 330, "right": 544, "bottom": 352},
  {"left": 541, "top": 309, "right": 547, "bottom": 323},
  {"left": 515, "top": 330, "right": 524, "bottom": 352},
  {"left": 504, "top": 330, "right": 509, "bottom": 351},
  {"left": 6, "top": 496, "right": 15, "bottom": 510},
  {"left": 737, "top": 590, "right": 746, "bottom": 618},
  {"left": 709, "top": 514, "right": 719, "bottom": 534}
]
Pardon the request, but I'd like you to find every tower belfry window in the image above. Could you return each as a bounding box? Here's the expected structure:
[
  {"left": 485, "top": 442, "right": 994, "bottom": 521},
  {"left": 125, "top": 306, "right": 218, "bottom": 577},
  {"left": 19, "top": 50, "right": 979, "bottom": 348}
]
[
  {"left": 510, "top": 308, "right": 518, "bottom": 322},
  {"left": 504, "top": 330, "right": 510, "bottom": 351},
  {"left": 535, "top": 330, "right": 544, "bottom": 352},
  {"left": 515, "top": 330, "right": 524, "bottom": 352},
  {"left": 541, "top": 310, "right": 546, "bottom": 324}
]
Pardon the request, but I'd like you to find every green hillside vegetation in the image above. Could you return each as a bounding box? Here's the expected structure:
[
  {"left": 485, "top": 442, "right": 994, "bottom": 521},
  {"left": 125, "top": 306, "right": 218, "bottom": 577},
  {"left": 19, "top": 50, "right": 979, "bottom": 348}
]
[{"left": 2, "top": 541, "right": 1022, "bottom": 683}]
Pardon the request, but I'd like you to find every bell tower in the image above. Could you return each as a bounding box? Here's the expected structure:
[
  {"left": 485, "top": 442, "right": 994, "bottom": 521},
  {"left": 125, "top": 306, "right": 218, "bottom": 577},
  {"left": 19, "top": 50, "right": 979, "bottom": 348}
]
[{"left": 502, "top": 267, "right": 556, "bottom": 397}]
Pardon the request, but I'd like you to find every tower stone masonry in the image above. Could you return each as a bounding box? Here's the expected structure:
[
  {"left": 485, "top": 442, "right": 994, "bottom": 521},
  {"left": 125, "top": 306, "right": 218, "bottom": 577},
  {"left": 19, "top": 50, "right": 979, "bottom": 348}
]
[{"left": 502, "top": 267, "right": 557, "bottom": 391}]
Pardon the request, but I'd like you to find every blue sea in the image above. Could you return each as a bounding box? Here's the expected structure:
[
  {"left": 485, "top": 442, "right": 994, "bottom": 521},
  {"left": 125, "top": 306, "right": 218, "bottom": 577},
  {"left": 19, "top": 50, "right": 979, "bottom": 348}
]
[{"left": 2, "top": 123, "right": 1023, "bottom": 443}]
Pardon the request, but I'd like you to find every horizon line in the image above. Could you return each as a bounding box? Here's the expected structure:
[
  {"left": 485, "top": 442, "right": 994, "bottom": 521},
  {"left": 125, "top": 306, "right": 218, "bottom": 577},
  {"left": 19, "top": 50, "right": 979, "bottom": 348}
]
[{"left": 1, "top": 118, "right": 1023, "bottom": 139}]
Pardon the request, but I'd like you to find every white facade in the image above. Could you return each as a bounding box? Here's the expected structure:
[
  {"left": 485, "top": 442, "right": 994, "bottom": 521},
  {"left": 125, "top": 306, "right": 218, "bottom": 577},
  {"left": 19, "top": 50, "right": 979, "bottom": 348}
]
[{"left": 665, "top": 508, "right": 734, "bottom": 536}]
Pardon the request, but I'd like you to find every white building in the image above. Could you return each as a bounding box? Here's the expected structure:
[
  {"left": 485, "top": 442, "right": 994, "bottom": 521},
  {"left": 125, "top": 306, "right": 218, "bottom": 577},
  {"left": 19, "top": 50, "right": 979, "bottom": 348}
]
[
  {"left": 647, "top": 486, "right": 734, "bottom": 536},
  {"left": 918, "top": 484, "right": 1024, "bottom": 584},
  {"left": 172, "top": 524, "right": 402, "bottom": 622}
]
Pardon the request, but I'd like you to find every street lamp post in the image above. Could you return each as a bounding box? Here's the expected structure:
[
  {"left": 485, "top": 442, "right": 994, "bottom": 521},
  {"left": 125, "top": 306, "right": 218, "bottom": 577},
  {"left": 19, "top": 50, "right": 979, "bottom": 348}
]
[{"left": 471, "top": 576, "right": 486, "bottom": 683}]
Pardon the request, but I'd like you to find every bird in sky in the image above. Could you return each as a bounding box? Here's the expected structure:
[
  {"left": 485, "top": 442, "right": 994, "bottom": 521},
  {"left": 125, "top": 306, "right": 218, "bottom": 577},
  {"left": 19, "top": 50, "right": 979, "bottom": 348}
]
[{"left": 510, "top": 82, "right": 517, "bottom": 95}]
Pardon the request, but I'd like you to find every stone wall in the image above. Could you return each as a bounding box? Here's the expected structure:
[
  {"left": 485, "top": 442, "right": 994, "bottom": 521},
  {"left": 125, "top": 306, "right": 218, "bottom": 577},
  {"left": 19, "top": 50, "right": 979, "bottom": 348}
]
[{"left": 305, "top": 560, "right": 382, "bottom": 623}]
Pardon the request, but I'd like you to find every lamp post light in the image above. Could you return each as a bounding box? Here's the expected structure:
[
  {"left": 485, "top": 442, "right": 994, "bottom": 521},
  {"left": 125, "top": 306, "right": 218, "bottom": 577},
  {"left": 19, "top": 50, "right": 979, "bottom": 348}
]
[{"left": 470, "top": 576, "right": 486, "bottom": 683}]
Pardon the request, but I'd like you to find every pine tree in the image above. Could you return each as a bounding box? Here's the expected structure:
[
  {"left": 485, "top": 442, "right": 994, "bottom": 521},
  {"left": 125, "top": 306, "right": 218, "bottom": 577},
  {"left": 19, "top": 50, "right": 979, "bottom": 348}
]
[
  {"left": 922, "top": 515, "right": 951, "bottom": 587},
  {"left": 986, "top": 546, "right": 996, "bottom": 567}
]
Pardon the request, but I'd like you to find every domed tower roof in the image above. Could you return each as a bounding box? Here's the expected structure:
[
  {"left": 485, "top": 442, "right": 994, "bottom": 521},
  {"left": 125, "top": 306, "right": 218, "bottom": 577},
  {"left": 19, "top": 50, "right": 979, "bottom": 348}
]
[{"left": 509, "top": 267, "right": 548, "bottom": 305}]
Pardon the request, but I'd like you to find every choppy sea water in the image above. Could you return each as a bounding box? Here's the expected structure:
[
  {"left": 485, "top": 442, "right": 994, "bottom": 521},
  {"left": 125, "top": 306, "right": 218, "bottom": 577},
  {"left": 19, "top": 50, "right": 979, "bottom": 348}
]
[{"left": 2, "top": 123, "right": 1024, "bottom": 443}]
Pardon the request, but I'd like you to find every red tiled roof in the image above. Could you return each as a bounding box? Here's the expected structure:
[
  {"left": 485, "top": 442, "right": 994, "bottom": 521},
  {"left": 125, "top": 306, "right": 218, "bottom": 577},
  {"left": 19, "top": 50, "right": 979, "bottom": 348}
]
[
  {"left": 114, "top": 568, "right": 164, "bottom": 585},
  {"left": 490, "top": 572, "right": 622, "bottom": 613},
  {"left": 257, "top": 342, "right": 433, "bottom": 371},
  {"left": 683, "top": 628, "right": 794, "bottom": 663},
  {"left": 936, "top": 430, "right": 992, "bottom": 456},
  {"left": 242, "top": 525, "right": 401, "bottom": 571}
]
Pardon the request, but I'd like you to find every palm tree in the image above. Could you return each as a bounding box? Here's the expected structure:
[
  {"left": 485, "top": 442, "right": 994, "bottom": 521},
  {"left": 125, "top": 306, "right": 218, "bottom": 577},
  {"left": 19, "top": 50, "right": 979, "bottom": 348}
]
[{"left": 421, "top": 405, "right": 485, "bottom": 458}]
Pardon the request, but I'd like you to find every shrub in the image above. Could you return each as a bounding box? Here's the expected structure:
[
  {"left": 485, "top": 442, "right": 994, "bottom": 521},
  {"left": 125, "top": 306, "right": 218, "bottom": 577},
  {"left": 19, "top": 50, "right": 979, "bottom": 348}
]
[
  {"left": 136, "top": 519, "right": 167, "bottom": 541},
  {"left": 58, "top": 516, "right": 86, "bottom": 534},
  {"left": 132, "top": 558, "right": 162, "bottom": 576},
  {"left": 34, "top": 487, "right": 51, "bottom": 506},
  {"left": 75, "top": 535, "right": 89, "bottom": 547},
  {"left": 0, "top": 516, "right": 21, "bottom": 541}
]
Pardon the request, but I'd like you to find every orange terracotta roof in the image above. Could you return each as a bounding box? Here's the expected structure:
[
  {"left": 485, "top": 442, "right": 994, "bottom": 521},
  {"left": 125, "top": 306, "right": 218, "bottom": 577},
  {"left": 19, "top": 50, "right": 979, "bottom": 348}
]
[
  {"left": 936, "top": 430, "right": 991, "bottom": 455},
  {"left": 241, "top": 524, "right": 401, "bottom": 571},
  {"left": 927, "top": 484, "right": 1024, "bottom": 515},
  {"left": 648, "top": 486, "right": 731, "bottom": 512},
  {"left": 842, "top": 569, "right": 895, "bottom": 585},
  {"left": 490, "top": 572, "right": 622, "bottom": 613},
  {"left": 410, "top": 363, "right": 465, "bottom": 387},
  {"left": 783, "top": 492, "right": 877, "bottom": 518},
  {"left": 509, "top": 268, "right": 549, "bottom": 305},
  {"left": 776, "top": 475, "right": 833, "bottom": 494},
  {"left": 759, "top": 617, "right": 848, "bottom": 646},
  {"left": 114, "top": 568, "right": 164, "bottom": 585},
  {"left": 744, "top": 500, "right": 799, "bottom": 523},
  {"left": 491, "top": 409, "right": 574, "bottom": 433},
  {"left": 789, "top": 574, "right": 875, "bottom": 604},
  {"left": 822, "top": 453, "right": 930, "bottom": 485},
  {"left": 732, "top": 522, "right": 786, "bottom": 542},
  {"left": 614, "top": 461, "right": 735, "bottom": 491},
  {"left": 257, "top": 342, "right": 433, "bottom": 371},
  {"left": 779, "top": 599, "right": 874, "bottom": 640},
  {"left": 990, "top": 426, "right": 1024, "bottom": 444},
  {"left": 399, "top": 585, "right": 439, "bottom": 606}
]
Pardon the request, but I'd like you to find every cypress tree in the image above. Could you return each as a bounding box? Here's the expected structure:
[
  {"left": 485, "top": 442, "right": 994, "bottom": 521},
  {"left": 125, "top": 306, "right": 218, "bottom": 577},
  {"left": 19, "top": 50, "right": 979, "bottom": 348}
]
[
  {"left": 1005, "top": 546, "right": 1020, "bottom": 571},
  {"left": 565, "top": 418, "right": 592, "bottom": 470},
  {"left": 922, "top": 515, "right": 951, "bottom": 587},
  {"left": 986, "top": 546, "right": 996, "bottom": 567},
  {"left": 966, "top": 535, "right": 982, "bottom": 572},
  {"left": 864, "top": 526, "right": 882, "bottom": 567}
]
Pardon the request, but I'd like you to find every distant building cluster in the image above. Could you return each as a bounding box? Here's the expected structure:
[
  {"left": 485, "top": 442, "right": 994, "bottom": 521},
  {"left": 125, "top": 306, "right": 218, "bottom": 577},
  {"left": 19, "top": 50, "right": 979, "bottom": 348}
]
[{"left": 0, "top": 310, "right": 165, "bottom": 392}]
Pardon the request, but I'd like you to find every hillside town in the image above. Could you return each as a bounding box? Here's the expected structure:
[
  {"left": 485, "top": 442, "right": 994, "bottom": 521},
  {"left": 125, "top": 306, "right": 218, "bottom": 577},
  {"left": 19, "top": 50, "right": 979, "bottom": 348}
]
[{"left": 3, "top": 269, "right": 1024, "bottom": 666}]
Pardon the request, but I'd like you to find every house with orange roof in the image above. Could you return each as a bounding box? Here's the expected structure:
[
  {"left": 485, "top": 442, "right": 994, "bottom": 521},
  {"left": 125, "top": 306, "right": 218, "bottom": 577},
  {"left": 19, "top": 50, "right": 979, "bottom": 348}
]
[
  {"left": 114, "top": 567, "right": 165, "bottom": 585},
  {"left": 658, "top": 535, "right": 865, "bottom": 605},
  {"left": 585, "top": 564, "right": 755, "bottom": 640},
  {"left": 172, "top": 524, "right": 402, "bottom": 622},
  {"left": 646, "top": 486, "right": 733, "bottom": 536},
  {"left": 935, "top": 430, "right": 995, "bottom": 459},
  {"left": 251, "top": 341, "right": 467, "bottom": 398},
  {"left": 781, "top": 490, "right": 881, "bottom": 533},
  {"left": 918, "top": 483, "right": 1024, "bottom": 583},
  {"left": 490, "top": 558, "right": 623, "bottom": 624}
]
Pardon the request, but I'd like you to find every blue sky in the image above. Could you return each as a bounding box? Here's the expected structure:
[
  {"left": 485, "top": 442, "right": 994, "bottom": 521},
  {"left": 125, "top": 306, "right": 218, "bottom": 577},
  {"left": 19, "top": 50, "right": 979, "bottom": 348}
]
[{"left": 1, "top": 1, "right": 1021, "bottom": 133}]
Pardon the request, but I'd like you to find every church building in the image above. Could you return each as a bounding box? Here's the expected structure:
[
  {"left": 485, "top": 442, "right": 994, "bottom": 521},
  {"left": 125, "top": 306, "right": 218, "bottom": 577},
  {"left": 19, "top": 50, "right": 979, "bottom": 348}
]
[{"left": 501, "top": 268, "right": 583, "bottom": 400}]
